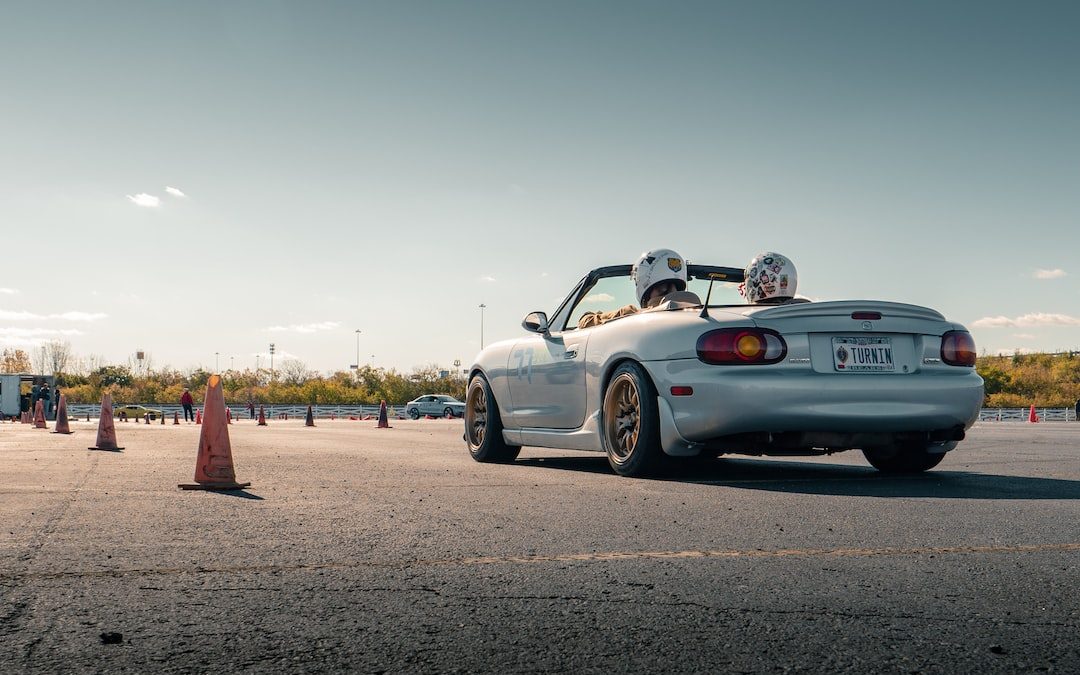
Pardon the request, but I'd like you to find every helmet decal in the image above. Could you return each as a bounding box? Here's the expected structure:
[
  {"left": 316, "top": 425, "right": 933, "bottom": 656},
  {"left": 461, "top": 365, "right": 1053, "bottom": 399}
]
[{"left": 632, "top": 248, "right": 687, "bottom": 306}]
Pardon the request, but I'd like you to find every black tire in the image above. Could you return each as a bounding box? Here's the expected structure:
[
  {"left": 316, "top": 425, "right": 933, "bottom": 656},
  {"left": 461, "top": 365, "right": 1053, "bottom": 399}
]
[
  {"left": 465, "top": 375, "right": 520, "bottom": 463},
  {"left": 601, "top": 361, "right": 664, "bottom": 477},
  {"left": 444, "top": 407, "right": 454, "bottom": 419},
  {"left": 862, "top": 444, "right": 947, "bottom": 473},
  {"left": 408, "top": 408, "right": 420, "bottom": 420}
]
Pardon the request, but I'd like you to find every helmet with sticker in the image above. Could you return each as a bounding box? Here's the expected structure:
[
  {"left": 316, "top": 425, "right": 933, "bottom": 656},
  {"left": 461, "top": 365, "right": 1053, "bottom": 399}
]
[
  {"left": 632, "top": 248, "right": 688, "bottom": 307},
  {"left": 740, "top": 252, "right": 798, "bottom": 304}
]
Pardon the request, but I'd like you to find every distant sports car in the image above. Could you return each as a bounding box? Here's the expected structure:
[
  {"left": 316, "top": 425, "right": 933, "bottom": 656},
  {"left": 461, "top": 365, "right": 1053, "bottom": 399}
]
[
  {"left": 465, "top": 264, "right": 984, "bottom": 477},
  {"left": 406, "top": 395, "right": 466, "bottom": 419},
  {"left": 114, "top": 404, "right": 163, "bottom": 420}
]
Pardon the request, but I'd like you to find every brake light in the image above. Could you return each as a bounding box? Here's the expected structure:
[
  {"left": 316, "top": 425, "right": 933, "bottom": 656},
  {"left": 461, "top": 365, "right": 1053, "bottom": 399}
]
[
  {"left": 697, "top": 328, "right": 787, "bottom": 365},
  {"left": 940, "top": 331, "right": 976, "bottom": 366},
  {"left": 851, "top": 311, "right": 881, "bottom": 320}
]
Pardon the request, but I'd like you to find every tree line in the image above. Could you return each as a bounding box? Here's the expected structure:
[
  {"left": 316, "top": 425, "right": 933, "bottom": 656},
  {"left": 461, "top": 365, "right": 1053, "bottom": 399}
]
[{"left": 4, "top": 346, "right": 1079, "bottom": 407}]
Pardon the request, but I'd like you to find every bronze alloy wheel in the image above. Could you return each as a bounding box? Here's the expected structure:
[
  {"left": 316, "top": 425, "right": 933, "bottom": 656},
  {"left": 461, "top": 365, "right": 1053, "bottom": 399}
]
[
  {"left": 464, "top": 375, "right": 520, "bottom": 463},
  {"left": 601, "top": 361, "right": 662, "bottom": 476},
  {"left": 466, "top": 380, "right": 487, "bottom": 448},
  {"left": 604, "top": 372, "right": 641, "bottom": 462}
]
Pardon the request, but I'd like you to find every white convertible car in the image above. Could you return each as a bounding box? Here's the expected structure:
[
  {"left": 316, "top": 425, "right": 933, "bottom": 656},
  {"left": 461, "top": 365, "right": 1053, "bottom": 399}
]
[{"left": 465, "top": 264, "right": 984, "bottom": 477}]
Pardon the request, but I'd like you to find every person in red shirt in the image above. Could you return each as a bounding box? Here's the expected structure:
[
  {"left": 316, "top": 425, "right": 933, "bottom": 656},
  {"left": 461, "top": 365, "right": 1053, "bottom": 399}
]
[{"left": 180, "top": 388, "right": 195, "bottom": 422}]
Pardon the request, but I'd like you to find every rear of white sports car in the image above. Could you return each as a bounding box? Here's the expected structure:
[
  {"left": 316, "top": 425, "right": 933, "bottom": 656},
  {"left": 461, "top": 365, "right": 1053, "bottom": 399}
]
[{"left": 639, "top": 300, "right": 984, "bottom": 471}]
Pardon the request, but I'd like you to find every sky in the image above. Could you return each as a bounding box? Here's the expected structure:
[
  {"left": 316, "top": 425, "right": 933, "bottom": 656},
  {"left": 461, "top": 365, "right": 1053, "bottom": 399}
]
[{"left": 1, "top": 1, "right": 1077, "bottom": 374}]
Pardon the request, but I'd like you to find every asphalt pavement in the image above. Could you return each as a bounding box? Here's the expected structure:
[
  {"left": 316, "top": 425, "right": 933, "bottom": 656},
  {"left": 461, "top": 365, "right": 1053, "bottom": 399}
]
[{"left": 1, "top": 417, "right": 1078, "bottom": 673}]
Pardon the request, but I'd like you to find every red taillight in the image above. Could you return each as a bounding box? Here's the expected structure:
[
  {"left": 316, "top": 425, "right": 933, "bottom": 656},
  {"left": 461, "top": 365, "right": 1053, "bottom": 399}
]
[
  {"left": 851, "top": 311, "right": 882, "bottom": 320},
  {"left": 941, "top": 331, "right": 976, "bottom": 366},
  {"left": 670, "top": 386, "right": 694, "bottom": 396},
  {"left": 697, "top": 328, "right": 787, "bottom": 365}
]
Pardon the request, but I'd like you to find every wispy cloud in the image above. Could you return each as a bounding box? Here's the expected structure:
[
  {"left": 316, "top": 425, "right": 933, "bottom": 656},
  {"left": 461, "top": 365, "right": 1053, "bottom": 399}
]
[
  {"left": 165, "top": 186, "right": 187, "bottom": 198},
  {"left": 127, "top": 193, "right": 161, "bottom": 208},
  {"left": 972, "top": 312, "right": 1080, "bottom": 328},
  {"left": 1033, "top": 268, "right": 1066, "bottom": 280},
  {"left": 1012, "top": 333, "right": 1037, "bottom": 340},
  {"left": 582, "top": 292, "right": 615, "bottom": 303},
  {"left": 265, "top": 321, "right": 340, "bottom": 333},
  {"left": 0, "top": 327, "right": 84, "bottom": 348},
  {"left": 0, "top": 287, "right": 17, "bottom": 295},
  {"left": 479, "top": 276, "right": 497, "bottom": 283},
  {"left": 0, "top": 309, "right": 107, "bottom": 321},
  {"left": 540, "top": 272, "right": 549, "bottom": 278}
]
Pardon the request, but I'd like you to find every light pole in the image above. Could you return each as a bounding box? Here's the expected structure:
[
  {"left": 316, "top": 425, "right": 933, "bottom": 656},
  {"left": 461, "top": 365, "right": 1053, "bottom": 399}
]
[
  {"left": 215, "top": 352, "right": 219, "bottom": 372},
  {"left": 353, "top": 329, "right": 362, "bottom": 377},
  {"left": 269, "top": 343, "right": 276, "bottom": 382},
  {"left": 479, "top": 303, "right": 486, "bottom": 349},
  {"left": 230, "top": 356, "right": 234, "bottom": 371},
  {"left": 256, "top": 354, "right": 261, "bottom": 378}
]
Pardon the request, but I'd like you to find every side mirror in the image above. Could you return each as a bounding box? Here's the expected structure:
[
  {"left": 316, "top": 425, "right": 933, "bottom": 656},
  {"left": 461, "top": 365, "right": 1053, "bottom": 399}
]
[{"left": 521, "top": 311, "right": 550, "bottom": 334}]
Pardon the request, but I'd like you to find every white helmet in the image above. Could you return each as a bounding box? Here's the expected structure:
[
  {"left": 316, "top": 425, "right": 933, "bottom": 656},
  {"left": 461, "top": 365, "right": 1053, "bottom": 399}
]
[
  {"left": 632, "top": 248, "right": 687, "bottom": 306},
  {"left": 741, "top": 252, "right": 797, "bottom": 304}
]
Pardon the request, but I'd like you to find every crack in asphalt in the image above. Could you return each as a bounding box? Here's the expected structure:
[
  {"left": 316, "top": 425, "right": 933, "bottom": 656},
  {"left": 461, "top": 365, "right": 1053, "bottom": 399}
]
[
  {"left": 0, "top": 453, "right": 101, "bottom": 655},
  {"left": 1, "top": 542, "right": 1078, "bottom": 583}
]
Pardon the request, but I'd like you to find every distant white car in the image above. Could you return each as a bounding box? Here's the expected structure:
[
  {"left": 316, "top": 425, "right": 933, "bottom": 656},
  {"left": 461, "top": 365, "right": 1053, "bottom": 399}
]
[
  {"left": 465, "top": 263, "right": 984, "bottom": 477},
  {"left": 406, "top": 395, "right": 466, "bottom": 419}
]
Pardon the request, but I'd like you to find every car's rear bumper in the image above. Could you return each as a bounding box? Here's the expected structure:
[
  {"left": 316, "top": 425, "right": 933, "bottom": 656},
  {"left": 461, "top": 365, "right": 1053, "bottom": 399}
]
[{"left": 643, "top": 360, "right": 983, "bottom": 451}]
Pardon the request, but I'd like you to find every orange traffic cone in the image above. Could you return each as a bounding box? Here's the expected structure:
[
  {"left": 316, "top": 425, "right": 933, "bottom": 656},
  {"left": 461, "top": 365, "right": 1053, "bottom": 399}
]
[
  {"left": 174, "top": 411, "right": 180, "bottom": 425},
  {"left": 52, "top": 394, "right": 72, "bottom": 434},
  {"left": 33, "top": 400, "right": 47, "bottom": 429},
  {"left": 195, "top": 408, "right": 202, "bottom": 424},
  {"left": 1028, "top": 405, "right": 1039, "bottom": 423},
  {"left": 226, "top": 407, "right": 233, "bottom": 424},
  {"left": 305, "top": 405, "right": 315, "bottom": 427},
  {"left": 257, "top": 405, "right": 267, "bottom": 426},
  {"left": 161, "top": 409, "right": 166, "bottom": 425},
  {"left": 377, "top": 400, "right": 391, "bottom": 429},
  {"left": 179, "top": 374, "right": 250, "bottom": 490},
  {"left": 145, "top": 413, "right": 151, "bottom": 425},
  {"left": 89, "top": 393, "right": 124, "bottom": 451}
]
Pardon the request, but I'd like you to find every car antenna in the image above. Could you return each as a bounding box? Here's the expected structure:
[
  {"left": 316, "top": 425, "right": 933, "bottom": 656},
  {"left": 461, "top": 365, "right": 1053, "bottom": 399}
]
[{"left": 700, "top": 272, "right": 726, "bottom": 318}]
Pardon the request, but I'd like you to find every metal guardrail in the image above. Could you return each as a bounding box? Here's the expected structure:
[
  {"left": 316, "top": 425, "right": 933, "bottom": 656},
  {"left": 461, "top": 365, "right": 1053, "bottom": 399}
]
[
  {"left": 978, "top": 408, "right": 1078, "bottom": 422},
  {"left": 65, "top": 404, "right": 419, "bottom": 419},
  {"left": 62, "top": 405, "right": 1079, "bottom": 422}
]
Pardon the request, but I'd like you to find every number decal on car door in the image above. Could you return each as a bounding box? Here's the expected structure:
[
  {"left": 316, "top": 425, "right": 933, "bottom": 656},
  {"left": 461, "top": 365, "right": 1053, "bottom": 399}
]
[{"left": 514, "top": 348, "right": 534, "bottom": 383}]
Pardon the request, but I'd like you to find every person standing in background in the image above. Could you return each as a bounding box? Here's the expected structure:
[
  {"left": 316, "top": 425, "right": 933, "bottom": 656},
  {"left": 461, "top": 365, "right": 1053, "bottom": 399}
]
[{"left": 181, "top": 387, "right": 195, "bottom": 422}]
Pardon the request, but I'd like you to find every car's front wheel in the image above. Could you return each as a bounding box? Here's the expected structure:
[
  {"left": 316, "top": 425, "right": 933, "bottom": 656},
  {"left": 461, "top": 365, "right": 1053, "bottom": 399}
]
[
  {"left": 601, "top": 361, "right": 663, "bottom": 477},
  {"left": 862, "top": 443, "right": 947, "bottom": 473},
  {"left": 465, "top": 375, "right": 520, "bottom": 463},
  {"left": 444, "top": 407, "right": 455, "bottom": 418},
  {"left": 408, "top": 408, "right": 420, "bottom": 420}
]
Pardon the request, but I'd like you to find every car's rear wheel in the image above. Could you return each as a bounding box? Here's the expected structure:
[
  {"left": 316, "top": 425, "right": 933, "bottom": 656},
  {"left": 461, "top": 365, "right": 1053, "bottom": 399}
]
[
  {"left": 862, "top": 444, "right": 947, "bottom": 473},
  {"left": 465, "top": 375, "right": 520, "bottom": 463},
  {"left": 601, "top": 362, "right": 663, "bottom": 477},
  {"left": 408, "top": 408, "right": 420, "bottom": 420}
]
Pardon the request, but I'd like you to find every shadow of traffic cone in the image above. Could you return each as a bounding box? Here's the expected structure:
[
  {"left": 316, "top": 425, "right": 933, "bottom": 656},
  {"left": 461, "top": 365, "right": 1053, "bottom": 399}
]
[
  {"left": 179, "top": 374, "right": 250, "bottom": 491},
  {"left": 52, "top": 394, "right": 73, "bottom": 434},
  {"left": 1028, "top": 405, "right": 1039, "bottom": 423},
  {"left": 33, "top": 400, "right": 48, "bottom": 429},
  {"left": 174, "top": 411, "right": 180, "bottom": 425},
  {"left": 257, "top": 405, "right": 267, "bottom": 426},
  {"left": 377, "top": 400, "right": 391, "bottom": 429},
  {"left": 195, "top": 408, "right": 202, "bottom": 425},
  {"left": 305, "top": 405, "right": 315, "bottom": 427},
  {"left": 89, "top": 393, "right": 124, "bottom": 451}
]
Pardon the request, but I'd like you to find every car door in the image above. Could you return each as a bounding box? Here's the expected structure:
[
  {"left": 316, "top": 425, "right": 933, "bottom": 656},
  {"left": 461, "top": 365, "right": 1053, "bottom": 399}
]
[
  {"left": 418, "top": 396, "right": 435, "bottom": 415},
  {"left": 506, "top": 330, "right": 589, "bottom": 429}
]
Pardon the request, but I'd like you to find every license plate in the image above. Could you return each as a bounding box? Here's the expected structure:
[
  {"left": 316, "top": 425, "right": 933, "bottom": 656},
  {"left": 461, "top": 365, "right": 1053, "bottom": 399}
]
[{"left": 832, "top": 336, "right": 894, "bottom": 372}]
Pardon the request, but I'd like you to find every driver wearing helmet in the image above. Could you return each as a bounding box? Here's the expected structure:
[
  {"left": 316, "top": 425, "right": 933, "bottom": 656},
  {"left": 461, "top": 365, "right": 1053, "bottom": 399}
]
[
  {"left": 739, "top": 252, "right": 801, "bottom": 305},
  {"left": 578, "top": 248, "right": 688, "bottom": 329}
]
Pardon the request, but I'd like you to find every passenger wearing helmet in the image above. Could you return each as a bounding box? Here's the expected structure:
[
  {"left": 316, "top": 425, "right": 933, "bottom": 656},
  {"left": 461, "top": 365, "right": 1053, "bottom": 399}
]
[
  {"left": 739, "top": 252, "right": 800, "bottom": 305},
  {"left": 578, "top": 248, "right": 688, "bottom": 329}
]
